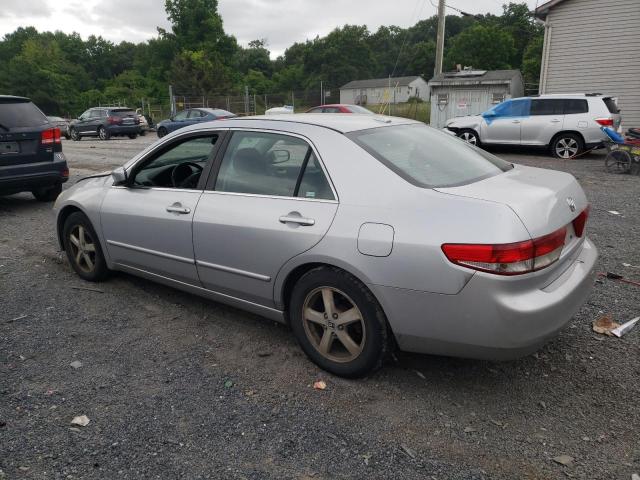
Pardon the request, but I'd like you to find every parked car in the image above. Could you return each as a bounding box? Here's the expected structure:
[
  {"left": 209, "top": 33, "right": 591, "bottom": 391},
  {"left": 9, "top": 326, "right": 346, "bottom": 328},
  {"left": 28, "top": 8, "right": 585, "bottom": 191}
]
[
  {"left": 156, "top": 108, "right": 235, "bottom": 138},
  {"left": 306, "top": 104, "right": 374, "bottom": 114},
  {"left": 69, "top": 107, "right": 140, "bottom": 141},
  {"left": 265, "top": 105, "right": 294, "bottom": 115},
  {"left": 1, "top": 95, "right": 68, "bottom": 201},
  {"left": 47, "top": 116, "right": 70, "bottom": 139},
  {"left": 444, "top": 94, "right": 621, "bottom": 158},
  {"left": 54, "top": 114, "right": 596, "bottom": 377}
]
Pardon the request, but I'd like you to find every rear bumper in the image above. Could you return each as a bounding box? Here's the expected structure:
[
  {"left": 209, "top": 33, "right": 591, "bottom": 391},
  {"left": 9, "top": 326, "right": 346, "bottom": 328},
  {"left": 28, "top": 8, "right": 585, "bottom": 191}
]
[
  {"left": 0, "top": 153, "right": 68, "bottom": 194},
  {"left": 372, "top": 238, "right": 598, "bottom": 360},
  {"left": 107, "top": 125, "right": 139, "bottom": 135}
]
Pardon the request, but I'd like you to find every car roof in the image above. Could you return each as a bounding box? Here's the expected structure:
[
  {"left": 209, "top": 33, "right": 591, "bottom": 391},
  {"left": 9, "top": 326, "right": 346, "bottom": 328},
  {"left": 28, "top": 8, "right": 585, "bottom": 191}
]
[
  {"left": 0, "top": 95, "right": 31, "bottom": 103},
  {"left": 213, "top": 113, "right": 419, "bottom": 133},
  {"left": 532, "top": 93, "right": 611, "bottom": 99}
]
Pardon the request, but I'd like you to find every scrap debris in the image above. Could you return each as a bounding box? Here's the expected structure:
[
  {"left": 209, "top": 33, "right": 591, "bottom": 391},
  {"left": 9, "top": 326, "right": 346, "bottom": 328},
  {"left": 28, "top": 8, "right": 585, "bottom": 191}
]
[
  {"left": 592, "top": 315, "right": 620, "bottom": 336},
  {"left": 313, "top": 381, "right": 327, "bottom": 390},
  {"left": 70, "top": 415, "right": 90, "bottom": 427},
  {"left": 610, "top": 317, "right": 639, "bottom": 338}
]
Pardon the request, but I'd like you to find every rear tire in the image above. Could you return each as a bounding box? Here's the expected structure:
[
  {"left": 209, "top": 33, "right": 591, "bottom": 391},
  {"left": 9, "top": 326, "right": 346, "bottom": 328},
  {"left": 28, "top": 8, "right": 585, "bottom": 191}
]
[
  {"left": 605, "top": 149, "right": 632, "bottom": 173},
  {"left": 551, "top": 133, "right": 583, "bottom": 159},
  {"left": 98, "top": 126, "right": 110, "bottom": 141},
  {"left": 289, "top": 267, "right": 389, "bottom": 378},
  {"left": 457, "top": 129, "right": 480, "bottom": 146},
  {"left": 32, "top": 183, "right": 62, "bottom": 202},
  {"left": 128, "top": 133, "right": 138, "bottom": 139},
  {"left": 62, "top": 212, "right": 109, "bottom": 282}
]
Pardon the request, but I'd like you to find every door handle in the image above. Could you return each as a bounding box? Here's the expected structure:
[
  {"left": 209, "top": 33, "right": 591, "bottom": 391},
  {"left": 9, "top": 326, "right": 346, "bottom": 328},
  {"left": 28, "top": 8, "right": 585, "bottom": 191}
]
[
  {"left": 166, "top": 204, "right": 191, "bottom": 214},
  {"left": 279, "top": 214, "right": 315, "bottom": 226},
  {"left": 512, "top": 120, "right": 521, "bottom": 124},
  {"left": 550, "top": 119, "right": 561, "bottom": 123}
]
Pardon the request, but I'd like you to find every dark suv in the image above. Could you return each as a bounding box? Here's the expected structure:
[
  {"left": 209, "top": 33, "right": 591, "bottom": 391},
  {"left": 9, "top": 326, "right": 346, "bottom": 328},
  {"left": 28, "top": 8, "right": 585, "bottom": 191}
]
[
  {"left": 69, "top": 107, "right": 140, "bottom": 141},
  {"left": 0, "top": 96, "right": 68, "bottom": 201}
]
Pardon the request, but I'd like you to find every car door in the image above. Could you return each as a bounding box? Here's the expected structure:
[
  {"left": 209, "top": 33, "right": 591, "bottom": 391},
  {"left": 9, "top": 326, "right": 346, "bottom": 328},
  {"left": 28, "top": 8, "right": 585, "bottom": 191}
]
[
  {"left": 169, "top": 110, "right": 190, "bottom": 132},
  {"left": 520, "top": 99, "right": 564, "bottom": 146},
  {"left": 100, "top": 132, "right": 225, "bottom": 284},
  {"left": 192, "top": 129, "right": 339, "bottom": 307},
  {"left": 187, "top": 109, "right": 206, "bottom": 126},
  {"left": 76, "top": 109, "right": 92, "bottom": 134},
  {"left": 480, "top": 98, "right": 530, "bottom": 144}
]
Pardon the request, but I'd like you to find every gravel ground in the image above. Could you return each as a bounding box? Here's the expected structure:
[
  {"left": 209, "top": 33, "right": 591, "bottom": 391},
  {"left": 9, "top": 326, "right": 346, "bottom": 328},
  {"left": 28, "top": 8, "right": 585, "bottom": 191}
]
[{"left": 1, "top": 136, "right": 639, "bottom": 479}]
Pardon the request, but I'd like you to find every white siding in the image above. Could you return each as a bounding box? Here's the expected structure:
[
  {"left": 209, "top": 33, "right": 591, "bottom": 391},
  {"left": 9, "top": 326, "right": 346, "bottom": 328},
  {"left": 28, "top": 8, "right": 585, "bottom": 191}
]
[{"left": 541, "top": 0, "right": 640, "bottom": 128}]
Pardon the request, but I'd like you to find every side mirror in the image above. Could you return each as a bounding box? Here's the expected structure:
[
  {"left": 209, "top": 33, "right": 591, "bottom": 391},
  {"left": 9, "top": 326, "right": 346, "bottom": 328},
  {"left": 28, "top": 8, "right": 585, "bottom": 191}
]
[
  {"left": 111, "top": 167, "right": 128, "bottom": 186},
  {"left": 270, "top": 150, "right": 291, "bottom": 164}
]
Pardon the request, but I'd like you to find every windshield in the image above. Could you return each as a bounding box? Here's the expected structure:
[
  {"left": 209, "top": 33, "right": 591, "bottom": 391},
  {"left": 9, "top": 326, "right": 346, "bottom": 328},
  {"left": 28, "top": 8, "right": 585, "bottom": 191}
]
[
  {"left": 0, "top": 100, "right": 48, "bottom": 128},
  {"left": 347, "top": 123, "right": 513, "bottom": 188}
]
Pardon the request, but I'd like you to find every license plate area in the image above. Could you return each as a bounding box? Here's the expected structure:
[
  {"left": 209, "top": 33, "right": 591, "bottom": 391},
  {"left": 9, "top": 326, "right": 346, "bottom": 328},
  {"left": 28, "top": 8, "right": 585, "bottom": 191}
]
[{"left": 0, "top": 142, "right": 20, "bottom": 154}]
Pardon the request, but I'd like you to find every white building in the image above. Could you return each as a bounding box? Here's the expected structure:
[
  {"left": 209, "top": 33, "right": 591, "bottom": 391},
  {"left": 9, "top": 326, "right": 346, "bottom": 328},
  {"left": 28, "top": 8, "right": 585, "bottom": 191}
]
[
  {"left": 535, "top": 0, "right": 640, "bottom": 128},
  {"left": 339, "top": 76, "right": 429, "bottom": 105}
]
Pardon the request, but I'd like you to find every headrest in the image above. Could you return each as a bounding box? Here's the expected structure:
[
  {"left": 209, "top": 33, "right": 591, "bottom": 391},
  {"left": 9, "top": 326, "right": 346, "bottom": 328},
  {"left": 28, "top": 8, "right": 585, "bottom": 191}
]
[{"left": 233, "top": 148, "right": 266, "bottom": 175}]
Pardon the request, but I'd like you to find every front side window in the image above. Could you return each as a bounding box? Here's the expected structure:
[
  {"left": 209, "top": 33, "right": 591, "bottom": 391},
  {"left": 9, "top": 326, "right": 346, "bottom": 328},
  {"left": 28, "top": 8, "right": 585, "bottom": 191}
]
[
  {"left": 486, "top": 98, "right": 530, "bottom": 118},
  {"left": 347, "top": 123, "right": 513, "bottom": 188},
  {"left": 173, "top": 110, "right": 189, "bottom": 121},
  {"left": 131, "top": 135, "right": 219, "bottom": 189},
  {"left": 215, "top": 131, "right": 334, "bottom": 200}
]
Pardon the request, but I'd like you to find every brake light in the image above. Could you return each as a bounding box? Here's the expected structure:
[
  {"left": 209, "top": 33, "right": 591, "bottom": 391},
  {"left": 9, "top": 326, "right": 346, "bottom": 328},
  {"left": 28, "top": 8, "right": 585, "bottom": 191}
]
[
  {"left": 41, "top": 127, "right": 61, "bottom": 145},
  {"left": 442, "top": 227, "right": 567, "bottom": 276},
  {"left": 595, "top": 118, "right": 614, "bottom": 127},
  {"left": 572, "top": 205, "right": 590, "bottom": 237},
  {"left": 107, "top": 116, "right": 122, "bottom": 125},
  {"left": 62, "top": 167, "right": 69, "bottom": 179}
]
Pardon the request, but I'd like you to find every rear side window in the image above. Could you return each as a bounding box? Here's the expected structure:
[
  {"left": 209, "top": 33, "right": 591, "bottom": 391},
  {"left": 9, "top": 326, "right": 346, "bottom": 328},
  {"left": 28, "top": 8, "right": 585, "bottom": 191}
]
[
  {"left": 348, "top": 124, "right": 513, "bottom": 189},
  {"left": 563, "top": 99, "right": 588, "bottom": 114},
  {"left": 603, "top": 97, "right": 620, "bottom": 114},
  {"left": 0, "top": 100, "right": 48, "bottom": 128},
  {"left": 531, "top": 99, "right": 564, "bottom": 115}
]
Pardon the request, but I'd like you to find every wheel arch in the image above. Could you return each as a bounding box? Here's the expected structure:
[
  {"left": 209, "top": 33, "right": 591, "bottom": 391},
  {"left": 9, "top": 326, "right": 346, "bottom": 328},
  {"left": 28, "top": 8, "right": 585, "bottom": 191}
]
[
  {"left": 549, "top": 130, "right": 586, "bottom": 147},
  {"left": 56, "top": 205, "right": 85, "bottom": 249}
]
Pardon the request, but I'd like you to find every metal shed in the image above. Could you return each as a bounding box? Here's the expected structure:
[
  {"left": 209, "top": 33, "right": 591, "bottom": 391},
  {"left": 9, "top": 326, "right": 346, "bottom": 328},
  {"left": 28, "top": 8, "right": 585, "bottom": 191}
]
[{"left": 428, "top": 69, "right": 524, "bottom": 128}]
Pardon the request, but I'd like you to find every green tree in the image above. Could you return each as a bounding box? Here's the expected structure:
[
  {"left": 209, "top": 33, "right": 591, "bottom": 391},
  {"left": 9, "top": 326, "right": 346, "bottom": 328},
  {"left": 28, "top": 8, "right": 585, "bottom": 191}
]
[
  {"left": 444, "top": 24, "right": 516, "bottom": 70},
  {"left": 522, "top": 35, "right": 544, "bottom": 87}
]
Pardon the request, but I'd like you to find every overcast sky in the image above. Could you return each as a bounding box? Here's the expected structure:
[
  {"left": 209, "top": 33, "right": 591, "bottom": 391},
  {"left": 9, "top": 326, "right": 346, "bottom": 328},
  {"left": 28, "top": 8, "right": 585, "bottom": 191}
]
[{"left": 0, "top": 0, "right": 539, "bottom": 58}]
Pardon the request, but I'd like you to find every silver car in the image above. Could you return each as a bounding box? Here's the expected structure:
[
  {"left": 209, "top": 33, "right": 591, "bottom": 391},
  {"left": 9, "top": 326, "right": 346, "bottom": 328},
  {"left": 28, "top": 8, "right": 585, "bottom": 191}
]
[
  {"left": 444, "top": 94, "right": 622, "bottom": 158},
  {"left": 54, "top": 114, "right": 597, "bottom": 377}
]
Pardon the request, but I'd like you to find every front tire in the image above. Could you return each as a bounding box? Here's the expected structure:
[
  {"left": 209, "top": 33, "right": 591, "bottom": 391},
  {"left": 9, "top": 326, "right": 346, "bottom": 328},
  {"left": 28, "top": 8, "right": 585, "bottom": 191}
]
[
  {"left": 289, "top": 267, "right": 389, "bottom": 378},
  {"left": 551, "top": 133, "right": 583, "bottom": 159},
  {"left": 98, "top": 126, "right": 110, "bottom": 141},
  {"left": 457, "top": 129, "right": 480, "bottom": 146},
  {"left": 157, "top": 127, "right": 168, "bottom": 138},
  {"left": 62, "top": 212, "right": 109, "bottom": 282},
  {"left": 69, "top": 128, "right": 80, "bottom": 141},
  {"left": 32, "top": 183, "right": 62, "bottom": 202}
]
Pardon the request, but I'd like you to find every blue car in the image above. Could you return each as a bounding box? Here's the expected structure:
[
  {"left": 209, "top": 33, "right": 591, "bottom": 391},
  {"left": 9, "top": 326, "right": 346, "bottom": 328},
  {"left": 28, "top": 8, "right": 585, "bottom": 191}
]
[{"left": 156, "top": 108, "right": 236, "bottom": 138}]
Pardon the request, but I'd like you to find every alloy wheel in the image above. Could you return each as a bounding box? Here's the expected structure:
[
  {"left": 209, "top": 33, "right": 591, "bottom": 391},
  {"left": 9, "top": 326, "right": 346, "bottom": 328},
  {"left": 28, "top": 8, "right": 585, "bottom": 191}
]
[
  {"left": 302, "top": 287, "right": 366, "bottom": 363},
  {"left": 99, "top": 127, "right": 107, "bottom": 140},
  {"left": 68, "top": 225, "right": 97, "bottom": 274},
  {"left": 555, "top": 138, "right": 579, "bottom": 158},
  {"left": 460, "top": 131, "right": 477, "bottom": 145}
]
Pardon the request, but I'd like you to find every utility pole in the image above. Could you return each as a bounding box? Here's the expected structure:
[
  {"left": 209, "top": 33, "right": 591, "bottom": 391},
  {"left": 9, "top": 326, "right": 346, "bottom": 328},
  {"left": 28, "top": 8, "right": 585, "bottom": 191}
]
[{"left": 434, "top": 0, "right": 446, "bottom": 76}]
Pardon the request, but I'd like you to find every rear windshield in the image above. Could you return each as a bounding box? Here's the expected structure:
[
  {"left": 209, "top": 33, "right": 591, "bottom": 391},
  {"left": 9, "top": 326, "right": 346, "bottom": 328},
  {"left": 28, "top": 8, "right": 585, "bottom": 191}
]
[
  {"left": 0, "top": 100, "right": 48, "bottom": 129},
  {"left": 603, "top": 97, "right": 620, "bottom": 114},
  {"left": 347, "top": 123, "right": 513, "bottom": 188},
  {"left": 110, "top": 109, "right": 136, "bottom": 117},
  {"left": 348, "top": 105, "right": 374, "bottom": 114}
]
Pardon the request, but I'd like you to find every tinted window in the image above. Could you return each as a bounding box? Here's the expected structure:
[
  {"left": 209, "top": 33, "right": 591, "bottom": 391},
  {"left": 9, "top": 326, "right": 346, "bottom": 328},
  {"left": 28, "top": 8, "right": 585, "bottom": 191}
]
[
  {"left": 110, "top": 109, "right": 135, "bottom": 117},
  {"left": 215, "top": 131, "right": 333, "bottom": 199},
  {"left": 486, "top": 98, "right": 530, "bottom": 117},
  {"left": 0, "top": 100, "right": 48, "bottom": 128},
  {"left": 603, "top": 97, "right": 619, "bottom": 114},
  {"left": 563, "top": 99, "right": 588, "bottom": 114},
  {"left": 530, "top": 99, "right": 564, "bottom": 115},
  {"left": 173, "top": 110, "right": 189, "bottom": 121},
  {"left": 347, "top": 124, "right": 513, "bottom": 188},
  {"left": 132, "top": 135, "right": 219, "bottom": 189}
]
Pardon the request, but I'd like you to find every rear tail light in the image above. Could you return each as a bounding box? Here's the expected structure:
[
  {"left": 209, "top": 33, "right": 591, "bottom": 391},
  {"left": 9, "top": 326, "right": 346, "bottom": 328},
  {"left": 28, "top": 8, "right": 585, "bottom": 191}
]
[
  {"left": 107, "top": 116, "right": 122, "bottom": 125},
  {"left": 572, "top": 205, "right": 590, "bottom": 237},
  {"left": 595, "top": 118, "right": 614, "bottom": 127},
  {"left": 442, "top": 227, "right": 567, "bottom": 276},
  {"left": 41, "top": 127, "right": 61, "bottom": 145},
  {"left": 62, "top": 167, "right": 69, "bottom": 179}
]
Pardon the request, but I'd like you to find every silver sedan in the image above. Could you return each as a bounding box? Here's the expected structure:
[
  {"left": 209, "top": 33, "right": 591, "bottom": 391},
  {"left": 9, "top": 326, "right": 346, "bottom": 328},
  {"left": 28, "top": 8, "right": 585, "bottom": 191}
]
[{"left": 53, "top": 114, "right": 597, "bottom": 377}]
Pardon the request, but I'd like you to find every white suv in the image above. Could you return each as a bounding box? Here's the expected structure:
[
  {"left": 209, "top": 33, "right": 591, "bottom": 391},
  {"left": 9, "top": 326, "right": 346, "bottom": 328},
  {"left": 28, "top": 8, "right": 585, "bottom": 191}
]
[{"left": 444, "top": 94, "right": 622, "bottom": 158}]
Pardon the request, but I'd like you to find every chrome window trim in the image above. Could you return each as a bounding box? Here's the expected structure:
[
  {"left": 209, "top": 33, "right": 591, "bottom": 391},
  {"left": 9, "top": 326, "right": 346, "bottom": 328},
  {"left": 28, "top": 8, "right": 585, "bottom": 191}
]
[
  {"left": 212, "top": 127, "right": 339, "bottom": 202},
  {"left": 200, "top": 189, "right": 338, "bottom": 204},
  {"left": 196, "top": 260, "right": 271, "bottom": 282},
  {"left": 110, "top": 185, "right": 204, "bottom": 194},
  {"left": 107, "top": 240, "right": 194, "bottom": 264}
]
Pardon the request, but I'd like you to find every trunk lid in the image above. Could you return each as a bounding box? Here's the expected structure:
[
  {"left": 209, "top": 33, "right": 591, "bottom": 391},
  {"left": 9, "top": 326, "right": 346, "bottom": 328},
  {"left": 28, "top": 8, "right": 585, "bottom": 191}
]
[{"left": 436, "top": 164, "right": 588, "bottom": 240}]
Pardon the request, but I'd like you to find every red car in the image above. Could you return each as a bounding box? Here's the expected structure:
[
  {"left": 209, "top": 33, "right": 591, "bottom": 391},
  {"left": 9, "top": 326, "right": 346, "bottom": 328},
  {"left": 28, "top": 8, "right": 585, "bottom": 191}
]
[{"left": 306, "top": 104, "right": 373, "bottom": 114}]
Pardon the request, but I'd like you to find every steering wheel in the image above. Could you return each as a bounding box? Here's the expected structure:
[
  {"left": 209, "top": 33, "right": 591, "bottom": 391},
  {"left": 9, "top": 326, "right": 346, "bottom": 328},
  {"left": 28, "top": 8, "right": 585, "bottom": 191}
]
[{"left": 171, "top": 162, "right": 203, "bottom": 188}]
